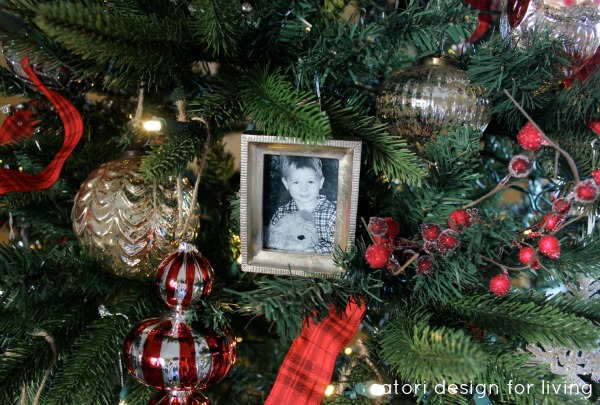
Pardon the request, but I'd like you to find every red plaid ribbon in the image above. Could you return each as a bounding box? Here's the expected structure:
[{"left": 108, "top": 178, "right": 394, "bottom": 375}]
[
  {"left": 265, "top": 299, "right": 366, "bottom": 405},
  {"left": 0, "top": 59, "right": 83, "bottom": 195},
  {"left": 0, "top": 109, "right": 36, "bottom": 145}
]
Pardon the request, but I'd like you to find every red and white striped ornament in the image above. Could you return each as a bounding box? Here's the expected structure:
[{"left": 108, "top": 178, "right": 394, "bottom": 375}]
[
  {"left": 123, "top": 316, "right": 237, "bottom": 391},
  {"left": 149, "top": 390, "right": 210, "bottom": 405},
  {"left": 156, "top": 243, "right": 214, "bottom": 310}
]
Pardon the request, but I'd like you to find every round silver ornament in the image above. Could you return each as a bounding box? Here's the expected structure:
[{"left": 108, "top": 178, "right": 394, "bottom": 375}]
[
  {"left": 71, "top": 151, "right": 200, "bottom": 281},
  {"left": 376, "top": 57, "right": 491, "bottom": 154}
]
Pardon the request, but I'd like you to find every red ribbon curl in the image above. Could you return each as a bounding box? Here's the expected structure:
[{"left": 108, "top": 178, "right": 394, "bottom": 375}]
[{"left": 0, "top": 58, "right": 83, "bottom": 195}]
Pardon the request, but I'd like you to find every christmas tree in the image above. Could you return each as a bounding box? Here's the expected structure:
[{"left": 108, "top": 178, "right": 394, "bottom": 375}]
[{"left": 1, "top": 0, "right": 599, "bottom": 404}]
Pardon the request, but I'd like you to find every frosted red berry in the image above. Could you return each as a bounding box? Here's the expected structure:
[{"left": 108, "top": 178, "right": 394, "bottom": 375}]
[
  {"left": 368, "top": 217, "right": 388, "bottom": 237},
  {"left": 415, "top": 255, "right": 434, "bottom": 275},
  {"left": 573, "top": 179, "right": 599, "bottom": 204},
  {"left": 398, "top": 248, "right": 416, "bottom": 262},
  {"left": 592, "top": 169, "right": 600, "bottom": 186},
  {"left": 423, "top": 241, "right": 436, "bottom": 254},
  {"left": 448, "top": 209, "right": 472, "bottom": 231},
  {"left": 384, "top": 217, "right": 400, "bottom": 238},
  {"left": 489, "top": 274, "right": 511, "bottom": 296},
  {"left": 365, "top": 244, "right": 390, "bottom": 268},
  {"left": 437, "top": 230, "right": 460, "bottom": 254},
  {"left": 509, "top": 155, "right": 533, "bottom": 178},
  {"left": 518, "top": 246, "right": 537, "bottom": 266},
  {"left": 541, "top": 213, "right": 563, "bottom": 232},
  {"left": 517, "top": 122, "right": 544, "bottom": 151},
  {"left": 421, "top": 223, "right": 442, "bottom": 242},
  {"left": 386, "top": 257, "right": 401, "bottom": 275},
  {"left": 552, "top": 198, "right": 571, "bottom": 215},
  {"left": 538, "top": 235, "right": 560, "bottom": 260}
]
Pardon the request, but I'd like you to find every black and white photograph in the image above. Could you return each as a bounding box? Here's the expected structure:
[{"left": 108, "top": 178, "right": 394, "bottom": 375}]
[
  {"left": 240, "top": 134, "right": 362, "bottom": 277},
  {"left": 263, "top": 154, "right": 339, "bottom": 254}
]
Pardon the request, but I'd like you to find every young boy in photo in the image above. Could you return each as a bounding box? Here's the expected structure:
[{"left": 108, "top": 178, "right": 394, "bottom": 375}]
[{"left": 270, "top": 156, "right": 336, "bottom": 253}]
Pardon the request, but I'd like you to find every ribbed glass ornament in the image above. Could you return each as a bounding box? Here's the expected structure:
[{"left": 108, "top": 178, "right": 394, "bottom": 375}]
[{"left": 376, "top": 57, "right": 491, "bottom": 154}]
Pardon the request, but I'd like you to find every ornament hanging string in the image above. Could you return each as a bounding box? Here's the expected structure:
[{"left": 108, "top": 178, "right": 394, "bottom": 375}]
[
  {"left": 265, "top": 299, "right": 366, "bottom": 405},
  {"left": 176, "top": 99, "right": 211, "bottom": 238},
  {"left": 18, "top": 330, "right": 57, "bottom": 405},
  {"left": 0, "top": 59, "right": 83, "bottom": 195}
]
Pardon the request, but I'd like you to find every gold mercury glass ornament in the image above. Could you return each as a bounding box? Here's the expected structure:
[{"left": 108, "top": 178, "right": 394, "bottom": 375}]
[
  {"left": 376, "top": 56, "right": 491, "bottom": 155},
  {"left": 71, "top": 150, "right": 200, "bottom": 281}
]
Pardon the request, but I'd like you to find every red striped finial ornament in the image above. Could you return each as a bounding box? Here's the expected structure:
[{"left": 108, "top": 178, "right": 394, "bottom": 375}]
[
  {"left": 149, "top": 390, "right": 210, "bottom": 405},
  {"left": 156, "top": 243, "right": 214, "bottom": 310},
  {"left": 123, "top": 243, "right": 236, "bottom": 404},
  {"left": 123, "top": 317, "right": 236, "bottom": 391}
]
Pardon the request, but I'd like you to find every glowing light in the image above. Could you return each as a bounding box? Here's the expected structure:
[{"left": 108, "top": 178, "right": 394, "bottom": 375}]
[
  {"left": 343, "top": 347, "right": 352, "bottom": 355},
  {"left": 143, "top": 119, "right": 163, "bottom": 132},
  {"left": 236, "top": 337, "right": 243, "bottom": 343},
  {"left": 369, "top": 383, "right": 386, "bottom": 397},
  {"left": 324, "top": 384, "right": 335, "bottom": 397},
  {"left": 523, "top": 229, "right": 533, "bottom": 235}
]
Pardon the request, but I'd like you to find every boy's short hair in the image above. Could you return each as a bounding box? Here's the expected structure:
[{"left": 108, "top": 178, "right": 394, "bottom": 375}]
[{"left": 281, "top": 156, "right": 323, "bottom": 179}]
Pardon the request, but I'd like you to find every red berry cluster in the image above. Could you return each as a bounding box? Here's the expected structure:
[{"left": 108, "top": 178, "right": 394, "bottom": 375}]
[{"left": 365, "top": 217, "right": 409, "bottom": 274}]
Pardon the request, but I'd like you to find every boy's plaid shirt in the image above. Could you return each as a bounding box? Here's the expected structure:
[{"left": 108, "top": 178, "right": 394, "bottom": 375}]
[{"left": 271, "top": 195, "right": 336, "bottom": 253}]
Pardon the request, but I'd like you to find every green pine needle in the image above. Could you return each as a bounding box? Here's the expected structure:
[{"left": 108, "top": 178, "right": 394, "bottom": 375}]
[
  {"left": 189, "top": 0, "right": 241, "bottom": 59},
  {"left": 240, "top": 67, "right": 332, "bottom": 143},
  {"left": 377, "top": 310, "right": 487, "bottom": 384},
  {"left": 438, "top": 292, "right": 600, "bottom": 349}
]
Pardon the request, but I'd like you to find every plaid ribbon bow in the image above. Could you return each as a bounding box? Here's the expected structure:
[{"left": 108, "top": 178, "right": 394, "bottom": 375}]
[
  {"left": 265, "top": 299, "right": 366, "bottom": 405},
  {"left": 0, "top": 58, "right": 83, "bottom": 195}
]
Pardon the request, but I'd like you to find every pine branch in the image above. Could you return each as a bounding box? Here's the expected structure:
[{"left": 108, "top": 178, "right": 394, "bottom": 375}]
[
  {"left": 43, "top": 288, "right": 157, "bottom": 405},
  {"left": 540, "top": 232, "right": 600, "bottom": 284},
  {"left": 377, "top": 310, "right": 487, "bottom": 385},
  {"left": 481, "top": 341, "right": 582, "bottom": 405},
  {"left": 0, "top": 298, "right": 90, "bottom": 404},
  {"left": 438, "top": 291, "right": 600, "bottom": 349},
  {"left": 411, "top": 254, "right": 483, "bottom": 304},
  {"left": 387, "top": 127, "right": 483, "bottom": 226},
  {"left": 226, "top": 273, "right": 381, "bottom": 340},
  {"left": 122, "top": 377, "right": 156, "bottom": 405},
  {"left": 34, "top": 1, "right": 197, "bottom": 88},
  {"left": 189, "top": 0, "right": 241, "bottom": 59},
  {"left": 381, "top": 0, "right": 477, "bottom": 57},
  {"left": 43, "top": 315, "right": 127, "bottom": 404},
  {"left": 139, "top": 128, "right": 205, "bottom": 180},
  {"left": 187, "top": 69, "right": 245, "bottom": 130},
  {"left": 240, "top": 67, "right": 332, "bottom": 143},
  {"left": 323, "top": 97, "right": 425, "bottom": 186},
  {"left": 468, "top": 34, "right": 567, "bottom": 130}
]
